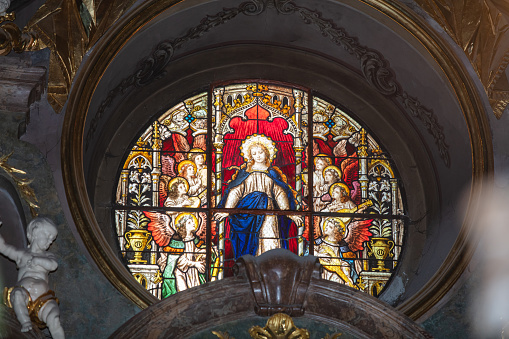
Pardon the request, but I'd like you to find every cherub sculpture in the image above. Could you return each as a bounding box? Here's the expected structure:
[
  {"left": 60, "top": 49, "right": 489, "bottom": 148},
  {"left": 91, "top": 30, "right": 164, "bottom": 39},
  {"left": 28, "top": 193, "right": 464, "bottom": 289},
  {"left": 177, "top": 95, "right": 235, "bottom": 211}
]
[{"left": 0, "top": 217, "right": 64, "bottom": 338}]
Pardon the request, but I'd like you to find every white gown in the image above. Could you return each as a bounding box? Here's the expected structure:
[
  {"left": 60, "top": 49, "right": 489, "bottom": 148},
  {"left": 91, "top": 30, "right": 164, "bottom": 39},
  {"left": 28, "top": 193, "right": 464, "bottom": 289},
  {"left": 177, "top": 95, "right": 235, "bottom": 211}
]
[{"left": 223, "top": 170, "right": 291, "bottom": 255}]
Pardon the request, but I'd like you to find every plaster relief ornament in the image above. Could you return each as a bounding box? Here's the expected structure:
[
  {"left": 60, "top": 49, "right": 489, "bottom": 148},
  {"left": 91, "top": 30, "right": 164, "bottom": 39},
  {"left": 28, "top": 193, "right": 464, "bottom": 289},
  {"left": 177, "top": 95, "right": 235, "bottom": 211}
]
[{"left": 0, "top": 218, "right": 65, "bottom": 339}]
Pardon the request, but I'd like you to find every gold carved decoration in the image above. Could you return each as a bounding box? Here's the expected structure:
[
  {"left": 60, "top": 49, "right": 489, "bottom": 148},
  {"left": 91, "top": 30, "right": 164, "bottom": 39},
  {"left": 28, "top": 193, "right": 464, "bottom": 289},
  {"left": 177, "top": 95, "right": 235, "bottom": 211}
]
[
  {"left": 1, "top": 0, "right": 137, "bottom": 113},
  {"left": 212, "top": 313, "right": 342, "bottom": 339},
  {"left": 0, "top": 13, "right": 40, "bottom": 55},
  {"left": 0, "top": 152, "right": 39, "bottom": 216},
  {"left": 415, "top": 0, "right": 509, "bottom": 118}
]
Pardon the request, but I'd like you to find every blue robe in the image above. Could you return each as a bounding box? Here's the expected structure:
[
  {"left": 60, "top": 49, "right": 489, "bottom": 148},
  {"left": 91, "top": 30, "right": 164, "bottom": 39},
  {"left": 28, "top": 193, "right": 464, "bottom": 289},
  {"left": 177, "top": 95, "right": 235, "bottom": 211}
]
[{"left": 218, "top": 168, "right": 297, "bottom": 259}]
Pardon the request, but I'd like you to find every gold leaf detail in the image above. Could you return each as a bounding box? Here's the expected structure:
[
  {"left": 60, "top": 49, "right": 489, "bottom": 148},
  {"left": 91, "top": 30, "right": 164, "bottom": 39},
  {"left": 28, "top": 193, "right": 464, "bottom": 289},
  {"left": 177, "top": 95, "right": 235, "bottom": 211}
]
[{"left": 0, "top": 152, "right": 39, "bottom": 217}]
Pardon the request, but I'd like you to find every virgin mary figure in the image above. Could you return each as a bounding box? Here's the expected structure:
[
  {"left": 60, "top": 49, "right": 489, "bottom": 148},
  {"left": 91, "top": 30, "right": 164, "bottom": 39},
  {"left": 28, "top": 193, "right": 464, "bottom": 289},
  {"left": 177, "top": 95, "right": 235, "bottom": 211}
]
[{"left": 215, "top": 134, "right": 302, "bottom": 259}]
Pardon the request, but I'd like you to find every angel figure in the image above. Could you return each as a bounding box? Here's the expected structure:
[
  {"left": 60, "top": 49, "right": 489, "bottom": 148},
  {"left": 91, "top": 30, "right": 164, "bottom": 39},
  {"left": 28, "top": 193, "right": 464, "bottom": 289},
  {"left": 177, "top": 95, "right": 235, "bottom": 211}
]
[
  {"left": 0, "top": 218, "right": 65, "bottom": 338},
  {"left": 313, "top": 154, "right": 331, "bottom": 196},
  {"left": 315, "top": 165, "right": 342, "bottom": 211},
  {"left": 188, "top": 148, "right": 207, "bottom": 188},
  {"left": 164, "top": 177, "right": 200, "bottom": 210},
  {"left": 144, "top": 212, "right": 217, "bottom": 298},
  {"left": 166, "top": 109, "right": 189, "bottom": 132},
  {"left": 322, "top": 183, "right": 355, "bottom": 212},
  {"left": 315, "top": 216, "right": 371, "bottom": 289},
  {"left": 178, "top": 160, "right": 206, "bottom": 198}
]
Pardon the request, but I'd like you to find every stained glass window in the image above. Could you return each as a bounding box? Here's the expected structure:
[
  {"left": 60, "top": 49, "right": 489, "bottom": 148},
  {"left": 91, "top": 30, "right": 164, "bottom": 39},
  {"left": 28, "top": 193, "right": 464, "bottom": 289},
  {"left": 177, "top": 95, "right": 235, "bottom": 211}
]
[{"left": 114, "top": 81, "right": 405, "bottom": 299}]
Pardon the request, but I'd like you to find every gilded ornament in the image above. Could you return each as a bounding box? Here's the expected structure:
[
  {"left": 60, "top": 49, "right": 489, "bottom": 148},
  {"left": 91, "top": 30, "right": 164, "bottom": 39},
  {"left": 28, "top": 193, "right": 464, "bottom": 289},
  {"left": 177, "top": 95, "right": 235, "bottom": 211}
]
[
  {"left": 152, "top": 270, "right": 163, "bottom": 284},
  {"left": 212, "top": 312, "right": 343, "bottom": 339},
  {"left": 212, "top": 331, "right": 235, "bottom": 339},
  {"left": 0, "top": 152, "right": 39, "bottom": 216},
  {"left": 414, "top": 0, "right": 509, "bottom": 118},
  {"left": 225, "top": 93, "right": 254, "bottom": 114},
  {"left": 125, "top": 229, "right": 152, "bottom": 264},
  {"left": 6, "top": 0, "right": 137, "bottom": 113},
  {"left": 0, "top": 12, "right": 40, "bottom": 55},
  {"left": 249, "top": 313, "right": 309, "bottom": 339},
  {"left": 367, "top": 237, "right": 394, "bottom": 272}
]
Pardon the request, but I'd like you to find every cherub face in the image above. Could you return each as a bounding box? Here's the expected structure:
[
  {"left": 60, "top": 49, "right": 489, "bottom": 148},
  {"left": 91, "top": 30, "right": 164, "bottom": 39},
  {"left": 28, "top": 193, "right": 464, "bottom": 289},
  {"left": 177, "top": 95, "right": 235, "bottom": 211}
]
[
  {"left": 315, "top": 158, "right": 327, "bottom": 171},
  {"left": 185, "top": 218, "right": 196, "bottom": 233},
  {"left": 323, "top": 222, "right": 335, "bottom": 237},
  {"left": 194, "top": 155, "right": 204, "bottom": 166},
  {"left": 177, "top": 183, "right": 187, "bottom": 195},
  {"left": 251, "top": 146, "right": 266, "bottom": 164},
  {"left": 186, "top": 165, "right": 195, "bottom": 177},
  {"left": 33, "top": 228, "right": 57, "bottom": 251},
  {"left": 324, "top": 170, "right": 335, "bottom": 184},
  {"left": 332, "top": 186, "right": 342, "bottom": 201}
]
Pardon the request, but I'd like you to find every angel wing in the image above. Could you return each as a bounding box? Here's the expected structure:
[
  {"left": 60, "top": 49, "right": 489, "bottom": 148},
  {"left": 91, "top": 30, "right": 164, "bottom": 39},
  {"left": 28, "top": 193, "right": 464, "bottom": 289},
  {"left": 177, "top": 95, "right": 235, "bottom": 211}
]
[
  {"left": 161, "top": 155, "right": 177, "bottom": 177},
  {"left": 344, "top": 219, "right": 373, "bottom": 252},
  {"left": 194, "top": 212, "right": 208, "bottom": 241},
  {"left": 143, "top": 211, "right": 175, "bottom": 247}
]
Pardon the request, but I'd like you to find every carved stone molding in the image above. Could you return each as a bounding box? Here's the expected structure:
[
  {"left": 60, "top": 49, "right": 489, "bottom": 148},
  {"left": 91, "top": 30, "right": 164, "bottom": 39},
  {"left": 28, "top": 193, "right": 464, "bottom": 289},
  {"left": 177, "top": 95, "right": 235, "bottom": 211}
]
[
  {"left": 234, "top": 249, "right": 321, "bottom": 317},
  {"left": 85, "top": 0, "right": 451, "bottom": 166},
  {"left": 0, "top": 56, "right": 45, "bottom": 114},
  {"left": 414, "top": 0, "right": 509, "bottom": 119},
  {"left": 109, "top": 250, "right": 432, "bottom": 338}
]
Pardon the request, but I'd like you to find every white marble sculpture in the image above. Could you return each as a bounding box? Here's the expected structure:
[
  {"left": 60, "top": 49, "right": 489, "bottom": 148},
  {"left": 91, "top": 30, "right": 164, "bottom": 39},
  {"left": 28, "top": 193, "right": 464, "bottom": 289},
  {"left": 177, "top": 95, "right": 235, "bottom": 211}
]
[
  {"left": 0, "top": 217, "right": 65, "bottom": 338},
  {"left": 0, "top": 0, "right": 10, "bottom": 17}
]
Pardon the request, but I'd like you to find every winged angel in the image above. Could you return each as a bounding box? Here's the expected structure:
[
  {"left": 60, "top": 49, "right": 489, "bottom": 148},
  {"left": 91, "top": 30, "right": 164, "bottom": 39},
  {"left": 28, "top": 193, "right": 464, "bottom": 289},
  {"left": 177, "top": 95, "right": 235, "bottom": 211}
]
[
  {"left": 143, "top": 211, "right": 217, "bottom": 298},
  {"left": 315, "top": 214, "right": 372, "bottom": 289}
]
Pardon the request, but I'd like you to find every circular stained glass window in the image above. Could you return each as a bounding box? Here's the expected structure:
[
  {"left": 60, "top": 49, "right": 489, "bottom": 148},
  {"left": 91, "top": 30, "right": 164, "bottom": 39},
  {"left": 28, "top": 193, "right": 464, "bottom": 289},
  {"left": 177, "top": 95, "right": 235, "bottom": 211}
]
[{"left": 113, "top": 81, "right": 405, "bottom": 299}]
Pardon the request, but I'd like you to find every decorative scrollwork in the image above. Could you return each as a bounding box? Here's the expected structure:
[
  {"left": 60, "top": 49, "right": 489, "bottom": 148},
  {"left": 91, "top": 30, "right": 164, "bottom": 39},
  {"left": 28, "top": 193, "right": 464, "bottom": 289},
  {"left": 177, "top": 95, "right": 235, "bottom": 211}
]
[
  {"left": 361, "top": 51, "right": 399, "bottom": 96},
  {"left": 0, "top": 13, "right": 40, "bottom": 55},
  {"left": 269, "top": 0, "right": 450, "bottom": 166},
  {"left": 85, "top": 5, "right": 249, "bottom": 150},
  {"left": 272, "top": 0, "right": 296, "bottom": 15},
  {"left": 240, "top": 0, "right": 266, "bottom": 16},
  {"left": 401, "top": 91, "right": 450, "bottom": 167},
  {"left": 87, "top": 0, "right": 451, "bottom": 167}
]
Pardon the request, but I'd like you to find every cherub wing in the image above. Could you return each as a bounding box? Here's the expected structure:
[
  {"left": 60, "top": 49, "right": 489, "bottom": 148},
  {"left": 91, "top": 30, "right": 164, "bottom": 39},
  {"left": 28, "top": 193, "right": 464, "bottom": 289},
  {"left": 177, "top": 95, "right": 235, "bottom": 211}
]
[
  {"left": 344, "top": 219, "right": 373, "bottom": 252},
  {"left": 161, "top": 155, "right": 177, "bottom": 177},
  {"left": 143, "top": 211, "right": 175, "bottom": 247},
  {"left": 195, "top": 212, "right": 208, "bottom": 242}
]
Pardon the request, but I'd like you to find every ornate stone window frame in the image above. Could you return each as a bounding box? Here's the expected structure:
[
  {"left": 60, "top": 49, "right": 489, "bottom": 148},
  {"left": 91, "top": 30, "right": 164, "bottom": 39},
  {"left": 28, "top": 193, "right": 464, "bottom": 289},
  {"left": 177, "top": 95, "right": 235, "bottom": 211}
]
[{"left": 61, "top": 0, "right": 492, "bottom": 320}]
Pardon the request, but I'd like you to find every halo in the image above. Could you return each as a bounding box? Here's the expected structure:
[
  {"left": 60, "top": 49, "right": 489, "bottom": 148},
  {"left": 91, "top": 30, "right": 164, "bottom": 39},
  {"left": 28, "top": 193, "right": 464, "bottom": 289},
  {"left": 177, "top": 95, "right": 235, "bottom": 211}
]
[
  {"left": 329, "top": 182, "right": 350, "bottom": 197},
  {"left": 171, "top": 109, "right": 186, "bottom": 120},
  {"left": 188, "top": 148, "right": 206, "bottom": 162},
  {"left": 168, "top": 177, "right": 189, "bottom": 192},
  {"left": 321, "top": 217, "right": 346, "bottom": 236},
  {"left": 178, "top": 160, "right": 197, "bottom": 175},
  {"left": 323, "top": 165, "right": 342, "bottom": 180},
  {"left": 314, "top": 154, "right": 331, "bottom": 166},
  {"left": 240, "top": 134, "right": 277, "bottom": 162},
  {"left": 175, "top": 212, "right": 199, "bottom": 230}
]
